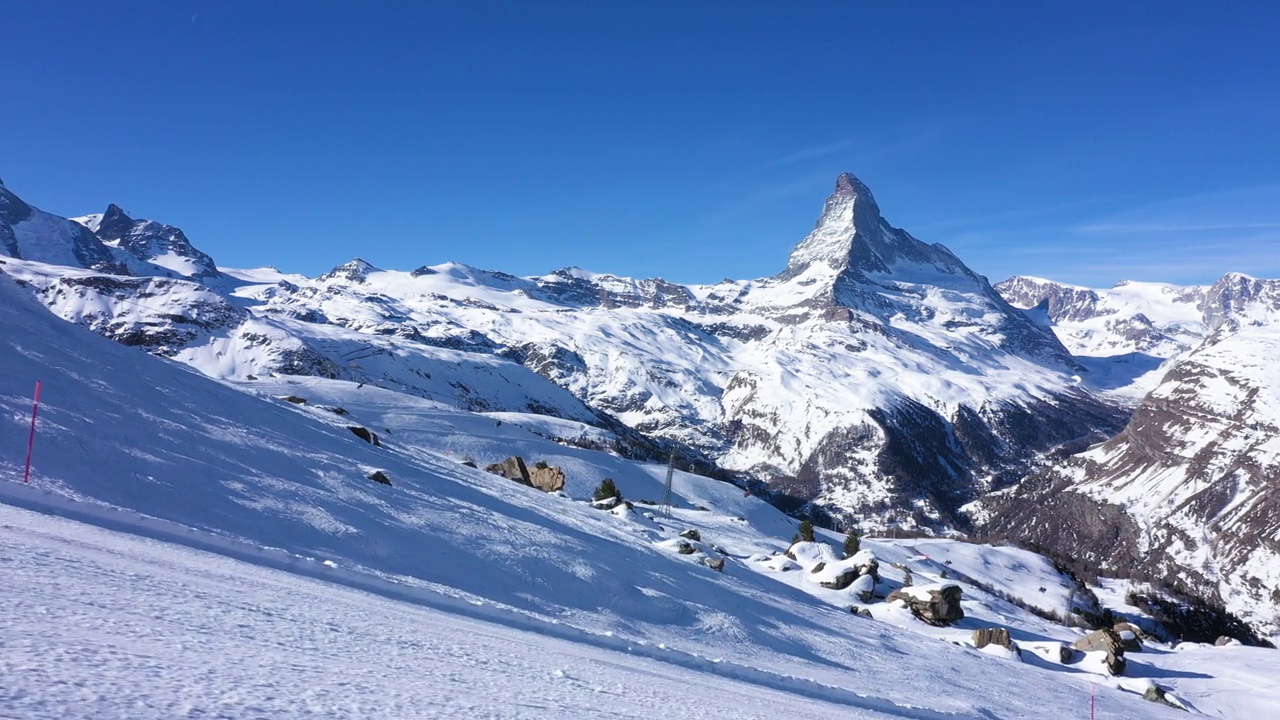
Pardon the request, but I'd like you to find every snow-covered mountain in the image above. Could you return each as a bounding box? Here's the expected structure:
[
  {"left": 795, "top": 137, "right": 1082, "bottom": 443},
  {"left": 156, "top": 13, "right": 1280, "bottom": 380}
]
[
  {"left": 982, "top": 273, "right": 1280, "bottom": 635},
  {"left": 0, "top": 174, "right": 1129, "bottom": 530},
  {"left": 996, "top": 275, "right": 1208, "bottom": 359},
  {"left": 73, "top": 203, "right": 221, "bottom": 279},
  {"left": 5, "top": 171, "right": 1279, "bottom": 642},
  {"left": 1, "top": 178, "right": 131, "bottom": 273},
  {"left": 1, "top": 253, "right": 1270, "bottom": 718}
]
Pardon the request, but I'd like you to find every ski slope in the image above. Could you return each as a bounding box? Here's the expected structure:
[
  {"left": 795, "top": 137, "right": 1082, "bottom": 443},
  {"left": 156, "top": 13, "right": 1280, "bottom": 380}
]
[{"left": 1, "top": 505, "right": 932, "bottom": 720}]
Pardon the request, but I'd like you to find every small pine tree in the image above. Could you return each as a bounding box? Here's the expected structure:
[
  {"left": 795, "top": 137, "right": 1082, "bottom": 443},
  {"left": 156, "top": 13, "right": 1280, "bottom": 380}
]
[
  {"left": 593, "top": 478, "right": 622, "bottom": 503},
  {"left": 798, "top": 520, "right": 815, "bottom": 543},
  {"left": 842, "top": 530, "right": 861, "bottom": 559}
]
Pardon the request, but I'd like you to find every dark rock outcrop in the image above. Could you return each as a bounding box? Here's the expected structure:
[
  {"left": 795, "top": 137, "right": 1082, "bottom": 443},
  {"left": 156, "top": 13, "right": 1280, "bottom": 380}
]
[
  {"left": 347, "top": 426, "right": 381, "bottom": 446},
  {"left": 1072, "top": 628, "right": 1126, "bottom": 675},
  {"left": 887, "top": 584, "right": 964, "bottom": 626},
  {"left": 818, "top": 568, "right": 858, "bottom": 590},
  {"left": 485, "top": 456, "right": 532, "bottom": 486},
  {"left": 972, "top": 628, "right": 1016, "bottom": 652}
]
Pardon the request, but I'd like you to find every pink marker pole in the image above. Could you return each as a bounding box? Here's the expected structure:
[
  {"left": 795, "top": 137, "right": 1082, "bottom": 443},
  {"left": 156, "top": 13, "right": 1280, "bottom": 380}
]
[{"left": 23, "top": 381, "right": 41, "bottom": 483}]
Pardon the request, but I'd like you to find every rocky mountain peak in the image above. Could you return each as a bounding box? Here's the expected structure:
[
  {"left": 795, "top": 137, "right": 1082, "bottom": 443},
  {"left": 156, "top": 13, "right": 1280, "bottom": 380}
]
[
  {"left": 782, "top": 173, "right": 884, "bottom": 278},
  {"left": 95, "top": 203, "right": 136, "bottom": 241},
  {"left": 832, "top": 171, "right": 876, "bottom": 201},
  {"left": 1202, "top": 272, "right": 1280, "bottom": 331},
  {"left": 0, "top": 180, "right": 34, "bottom": 226},
  {"left": 320, "top": 258, "right": 380, "bottom": 283}
]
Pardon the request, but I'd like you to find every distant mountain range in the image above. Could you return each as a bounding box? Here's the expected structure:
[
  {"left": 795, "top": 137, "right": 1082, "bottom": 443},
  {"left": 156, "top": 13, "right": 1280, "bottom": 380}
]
[{"left": 2, "top": 172, "right": 1276, "bottom": 635}]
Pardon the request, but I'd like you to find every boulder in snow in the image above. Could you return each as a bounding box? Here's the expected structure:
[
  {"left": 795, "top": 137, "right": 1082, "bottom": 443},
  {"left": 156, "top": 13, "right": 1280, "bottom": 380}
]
[
  {"left": 1071, "top": 627, "right": 1122, "bottom": 655},
  {"left": 528, "top": 463, "right": 566, "bottom": 492},
  {"left": 347, "top": 426, "right": 381, "bottom": 446},
  {"left": 886, "top": 583, "right": 964, "bottom": 626},
  {"left": 819, "top": 568, "right": 858, "bottom": 590},
  {"left": 1113, "top": 622, "right": 1144, "bottom": 652},
  {"left": 851, "top": 573, "right": 876, "bottom": 602},
  {"left": 485, "top": 456, "right": 532, "bottom": 486},
  {"left": 972, "top": 628, "right": 1016, "bottom": 652}
]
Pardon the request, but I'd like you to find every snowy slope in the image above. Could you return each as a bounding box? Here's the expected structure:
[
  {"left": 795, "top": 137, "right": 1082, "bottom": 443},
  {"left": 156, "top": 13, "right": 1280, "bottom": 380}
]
[
  {"left": 0, "top": 264, "right": 1248, "bottom": 718},
  {"left": 10, "top": 504, "right": 1241, "bottom": 719}
]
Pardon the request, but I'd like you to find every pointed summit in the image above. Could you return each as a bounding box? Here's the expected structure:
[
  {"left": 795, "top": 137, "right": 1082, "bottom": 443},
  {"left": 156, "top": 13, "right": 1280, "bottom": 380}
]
[
  {"left": 832, "top": 172, "right": 876, "bottom": 202},
  {"left": 95, "top": 203, "right": 136, "bottom": 241},
  {"left": 781, "top": 172, "right": 887, "bottom": 278},
  {"left": 320, "top": 258, "right": 381, "bottom": 283}
]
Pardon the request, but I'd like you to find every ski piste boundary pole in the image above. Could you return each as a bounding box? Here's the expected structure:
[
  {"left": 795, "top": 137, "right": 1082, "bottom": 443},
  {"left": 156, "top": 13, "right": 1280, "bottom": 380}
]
[{"left": 23, "top": 380, "right": 41, "bottom": 483}]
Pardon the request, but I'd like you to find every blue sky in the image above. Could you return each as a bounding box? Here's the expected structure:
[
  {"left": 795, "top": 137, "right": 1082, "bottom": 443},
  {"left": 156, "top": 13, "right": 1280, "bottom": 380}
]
[{"left": 3, "top": 2, "right": 1278, "bottom": 287}]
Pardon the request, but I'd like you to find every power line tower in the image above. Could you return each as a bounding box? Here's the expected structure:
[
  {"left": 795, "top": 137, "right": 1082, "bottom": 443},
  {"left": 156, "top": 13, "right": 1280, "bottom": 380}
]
[{"left": 659, "top": 451, "right": 676, "bottom": 517}]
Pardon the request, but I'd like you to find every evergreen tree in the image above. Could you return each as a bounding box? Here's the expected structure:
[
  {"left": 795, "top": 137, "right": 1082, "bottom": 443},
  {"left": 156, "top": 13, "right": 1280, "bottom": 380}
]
[
  {"left": 843, "top": 530, "right": 861, "bottom": 558},
  {"left": 593, "top": 478, "right": 622, "bottom": 502},
  {"left": 797, "top": 520, "right": 815, "bottom": 543}
]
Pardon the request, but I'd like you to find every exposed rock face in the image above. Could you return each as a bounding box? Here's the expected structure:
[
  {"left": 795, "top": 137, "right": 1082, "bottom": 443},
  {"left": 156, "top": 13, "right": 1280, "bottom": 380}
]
[
  {"left": 81, "top": 204, "right": 221, "bottom": 279},
  {"left": 1072, "top": 628, "right": 1122, "bottom": 655},
  {"left": 972, "top": 627, "right": 1015, "bottom": 651},
  {"left": 819, "top": 568, "right": 858, "bottom": 590},
  {"left": 995, "top": 275, "right": 1207, "bottom": 360},
  {"left": 887, "top": 583, "right": 964, "bottom": 626},
  {"left": 1071, "top": 628, "right": 1126, "bottom": 675},
  {"left": 319, "top": 258, "right": 380, "bottom": 284},
  {"left": 485, "top": 456, "right": 532, "bottom": 486},
  {"left": 29, "top": 274, "right": 247, "bottom": 353},
  {"left": 528, "top": 464, "right": 566, "bottom": 493}
]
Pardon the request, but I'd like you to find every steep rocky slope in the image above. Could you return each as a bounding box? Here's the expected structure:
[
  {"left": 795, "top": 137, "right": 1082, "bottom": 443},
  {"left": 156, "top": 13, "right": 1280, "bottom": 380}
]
[{"left": 981, "top": 274, "right": 1280, "bottom": 634}]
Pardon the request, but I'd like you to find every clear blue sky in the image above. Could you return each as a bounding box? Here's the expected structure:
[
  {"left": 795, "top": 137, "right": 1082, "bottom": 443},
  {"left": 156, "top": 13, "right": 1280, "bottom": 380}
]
[{"left": 3, "top": 2, "right": 1278, "bottom": 287}]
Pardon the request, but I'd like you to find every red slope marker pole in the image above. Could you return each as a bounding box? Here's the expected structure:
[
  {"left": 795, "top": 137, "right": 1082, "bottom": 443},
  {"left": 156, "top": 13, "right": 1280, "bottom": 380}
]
[
  {"left": 23, "top": 380, "right": 41, "bottom": 483},
  {"left": 1090, "top": 682, "right": 1096, "bottom": 720}
]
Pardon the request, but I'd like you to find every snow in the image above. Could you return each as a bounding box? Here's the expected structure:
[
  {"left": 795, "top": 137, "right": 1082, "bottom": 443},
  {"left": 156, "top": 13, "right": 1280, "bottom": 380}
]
[
  {"left": 3, "top": 176, "right": 1280, "bottom": 716},
  {"left": 0, "top": 506, "right": 938, "bottom": 719},
  {"left": 0, "top": 266, "right": 1234, "bottom": 719}
]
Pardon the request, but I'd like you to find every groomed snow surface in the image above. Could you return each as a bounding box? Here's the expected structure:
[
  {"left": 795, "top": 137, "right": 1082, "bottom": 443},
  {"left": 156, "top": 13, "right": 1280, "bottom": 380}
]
[{"left": 2, "top": 505, "right": 902, "bottom": 719}]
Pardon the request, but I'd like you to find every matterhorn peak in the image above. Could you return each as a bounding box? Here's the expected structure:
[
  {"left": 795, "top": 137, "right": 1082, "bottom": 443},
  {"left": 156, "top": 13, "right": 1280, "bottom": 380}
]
[
  {"left": 832, "top": 172, "right": 877, "bottom": 202},
  {"left": 780, "top": 172, "right": 890, "bottom": 279}
]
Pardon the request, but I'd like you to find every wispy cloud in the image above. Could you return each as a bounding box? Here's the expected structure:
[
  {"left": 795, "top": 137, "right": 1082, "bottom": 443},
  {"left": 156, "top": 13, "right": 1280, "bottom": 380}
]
[
  {"left": 763, "top": 121, "right": 954, "bottom": 171},
  {"left": 915, "top": 195, "right": 1134, "bottom": 234},
  {"left": 764, "top": 138, "right": 862, "bottom": 168},
  {"left": 938, "top": 185, "right": 1280, "bottom": 287},
  {"left": 1076, "top": 221, "right": 1280, "bottom": 234}
]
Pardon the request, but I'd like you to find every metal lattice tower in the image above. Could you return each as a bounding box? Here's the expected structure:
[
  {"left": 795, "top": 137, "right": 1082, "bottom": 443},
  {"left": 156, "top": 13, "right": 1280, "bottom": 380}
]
[{"left": 659, "top": 451, "right": 676, "bottom": 517}]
